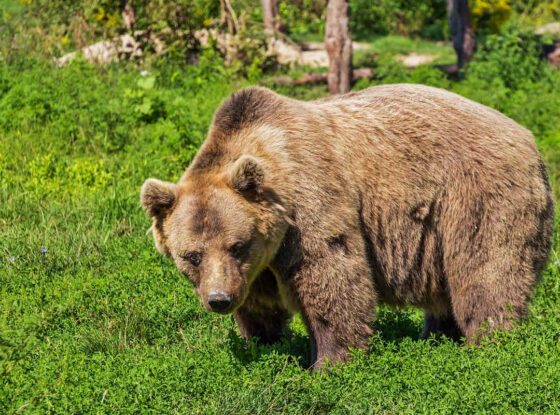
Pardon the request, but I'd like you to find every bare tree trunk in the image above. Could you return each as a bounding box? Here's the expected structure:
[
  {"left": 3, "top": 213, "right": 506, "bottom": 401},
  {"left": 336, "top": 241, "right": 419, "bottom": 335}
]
[
  {"left": 261, "top": 0, "right": 284, "bottom": 35},
  {"left": 325, "top": 0, "right": 352, "bottom": 94},
  {"left": 447, "top": 0, "right": 476, "bottom": 67},
  {"left": 122, "top": 3, "right": 135, "bottom": 31},
  {"left": 220, "top": 0, "right": 239, "bottom": 35}
]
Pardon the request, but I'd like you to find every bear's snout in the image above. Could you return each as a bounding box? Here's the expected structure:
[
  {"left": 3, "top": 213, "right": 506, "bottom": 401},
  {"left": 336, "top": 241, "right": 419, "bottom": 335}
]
[{"left": 207, "top": 290, "right": 234, "bottom": 313}]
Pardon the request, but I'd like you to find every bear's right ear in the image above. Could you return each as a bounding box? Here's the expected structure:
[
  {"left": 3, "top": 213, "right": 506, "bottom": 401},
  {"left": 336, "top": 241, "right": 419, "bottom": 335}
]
[{"left": 141, "top": 178, "right": 178, "bottom": 218}]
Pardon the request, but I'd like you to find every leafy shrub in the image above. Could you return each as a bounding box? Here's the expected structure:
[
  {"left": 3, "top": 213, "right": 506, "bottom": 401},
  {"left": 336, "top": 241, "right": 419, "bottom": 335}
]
[
  {"left": 0, "top": 0, "right": 221, "bottom": 61},
  {"left": 349, "top": 0, "right": 447, "bottom": 39},
  {"left": 276, "top": 0, "right": 448, "bottom": 40},
  {"left": 466, "top": 28, "right": 549, "bottom": 89},
  {"left": 21, "top": 0, "right": 219, "bottom": 40},
  {"left": 469, "top": 0, "right": 512, "bottom": 33},
  {"left": 470, "top": 0, "right": 512, "bottom": 34},
  {"left": 510, "top": 0, "right": 560, "bottom": 26},
  {"left": 278, "top": 0, "right": 326, "bottom": 37},
  {"left": 1, "top": 0, "right": 453, "bottom": 61}
]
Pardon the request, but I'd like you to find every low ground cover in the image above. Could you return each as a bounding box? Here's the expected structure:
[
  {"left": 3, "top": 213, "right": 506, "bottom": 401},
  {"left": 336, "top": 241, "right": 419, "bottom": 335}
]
[{"left": 1, "top": 28, "right": 560, "bottom": 413}]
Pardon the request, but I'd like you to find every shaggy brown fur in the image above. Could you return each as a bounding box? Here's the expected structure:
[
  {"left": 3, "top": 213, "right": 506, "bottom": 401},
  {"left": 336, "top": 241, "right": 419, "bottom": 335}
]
[{"left": 141, "top": 84, "right": 554, "bottom": 370}]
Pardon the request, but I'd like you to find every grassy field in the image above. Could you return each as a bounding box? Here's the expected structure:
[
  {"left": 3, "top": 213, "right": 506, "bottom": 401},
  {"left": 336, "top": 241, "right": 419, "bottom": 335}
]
[{"left": 1, "top": 35, "right": 560, "bottom": 413}]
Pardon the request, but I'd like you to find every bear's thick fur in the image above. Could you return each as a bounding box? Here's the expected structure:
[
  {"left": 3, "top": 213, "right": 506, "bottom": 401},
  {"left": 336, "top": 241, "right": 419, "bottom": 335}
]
[{"left": 141, "top": 84, "right": 554, "bottom": 369}]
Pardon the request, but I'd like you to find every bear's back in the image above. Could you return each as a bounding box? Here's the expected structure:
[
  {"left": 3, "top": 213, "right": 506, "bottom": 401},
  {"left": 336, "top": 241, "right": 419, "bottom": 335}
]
[
  {"left": 306, "top": 84, "right": 540, "bottom": 192},
  {"left": 312, "top": 83, "right": 534, "bottom": 151}
]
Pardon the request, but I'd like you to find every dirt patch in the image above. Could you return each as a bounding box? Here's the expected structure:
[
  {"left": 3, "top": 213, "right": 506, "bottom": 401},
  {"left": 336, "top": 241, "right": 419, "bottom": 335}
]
[{"left": 395, "top": 53, "right": 438, "bottom": 68}]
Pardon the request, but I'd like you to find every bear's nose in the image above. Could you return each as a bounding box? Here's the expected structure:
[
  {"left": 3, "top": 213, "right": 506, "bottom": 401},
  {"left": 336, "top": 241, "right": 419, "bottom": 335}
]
[{"left": 208, "top": 291, "right": 233, "bottom": 313}]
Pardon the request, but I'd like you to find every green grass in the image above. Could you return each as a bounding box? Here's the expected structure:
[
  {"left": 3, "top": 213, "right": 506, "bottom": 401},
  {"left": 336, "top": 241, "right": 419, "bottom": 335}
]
[
  {"left": 2, "top": 36, "right": 560, "bottom": 413},
  {"left": 354, "top": 35, "right": 456, "bottom": 67}
]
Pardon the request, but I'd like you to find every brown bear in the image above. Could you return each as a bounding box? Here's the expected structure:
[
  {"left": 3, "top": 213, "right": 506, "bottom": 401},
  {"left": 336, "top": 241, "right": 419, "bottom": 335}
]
[{"left": 141, "top": 84, "right": 554, "bottom": 369}]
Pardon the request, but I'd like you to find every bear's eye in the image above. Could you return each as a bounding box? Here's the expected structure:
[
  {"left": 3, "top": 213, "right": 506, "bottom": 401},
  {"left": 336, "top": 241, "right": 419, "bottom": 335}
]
[
  {"left": 229, "top": 241, "right": 248, "bottom": 259},
  {"left": 181, "top": 251, "right": 202, "bottom": 267}
]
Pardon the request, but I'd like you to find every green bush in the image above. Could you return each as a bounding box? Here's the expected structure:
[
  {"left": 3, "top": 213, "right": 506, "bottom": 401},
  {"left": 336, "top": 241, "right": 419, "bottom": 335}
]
[
  {"left": 1, "top": 0, "right": 452, "bottom": 61},
  {"left": 466, "top": 29, "right": 548, "bottom": 89},
  {"left": 0, "top": 0, "right": 220, "bottom": 61},
  {"left": 275, "top": 0, "right": 449, "bottom": 40},
  {"left": 469, "top": 0, "right": 512, "bottom": 33},
  {"left": 278, "top": 0, "right": 326, "bottom": 37},
  {"left": 349, "top": 0, "right": 447, "bottom": 39},
  {"left": 510, "top": 0, "right": 560, "bottom": 27}
]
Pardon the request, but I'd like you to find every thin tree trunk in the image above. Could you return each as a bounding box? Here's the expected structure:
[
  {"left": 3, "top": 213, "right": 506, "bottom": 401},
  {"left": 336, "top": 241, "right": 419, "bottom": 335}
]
[
  {"left": 220, "top": 0, "right": 239, "bottom": 35},
  {"left": 325, "top": 0, "right": 352, "bottom": 94},
  {"left": 261, "top": 0, "right": 284, "bottom": 35},
  {"left": 447, "top": 0, "right": 476, "bottom": 67},
  {"left": 122, "top": 3, "right": 135, "bottom": 31}
]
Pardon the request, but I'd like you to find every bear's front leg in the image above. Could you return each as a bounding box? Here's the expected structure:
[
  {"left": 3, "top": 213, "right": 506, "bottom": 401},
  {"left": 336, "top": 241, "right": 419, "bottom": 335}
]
[
  {"left": 233, "top": 268, "right": 292, "bottom": 344},
  {"left": 281, "top": 245, "right": 376, "bottom": 370}
]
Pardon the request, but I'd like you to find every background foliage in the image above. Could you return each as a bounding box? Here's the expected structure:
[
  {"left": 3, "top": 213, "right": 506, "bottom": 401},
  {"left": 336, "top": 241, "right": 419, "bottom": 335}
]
[{"left": 4, "top": 0, "right": 558, "bottom": 59}]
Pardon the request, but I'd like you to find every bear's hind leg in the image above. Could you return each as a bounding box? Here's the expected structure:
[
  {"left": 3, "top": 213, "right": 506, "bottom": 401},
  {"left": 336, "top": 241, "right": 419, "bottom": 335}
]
[
  {"left": 449, "top": 280, "right": 529, "bottom": 343},
  {"left": 233, "top": 268, "right": 291, "bottom": 344},
  {"left": 441, "top": 180, "right": 549, "bottom": 343},
  {"left": 445, "top": 237, "right": 538, "bottom": 342}
]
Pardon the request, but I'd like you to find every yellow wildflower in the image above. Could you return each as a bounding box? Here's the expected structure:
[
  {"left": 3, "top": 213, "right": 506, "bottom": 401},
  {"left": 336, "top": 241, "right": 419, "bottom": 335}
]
[
  {"left": 469, "top": 0, "right": 511, "bottom": 32},
  {"left": 105, "top": 12, "right": 118, "bottom": 27},
  {"left": 93, "top": 7, "right": 105, "bottom": 22}
]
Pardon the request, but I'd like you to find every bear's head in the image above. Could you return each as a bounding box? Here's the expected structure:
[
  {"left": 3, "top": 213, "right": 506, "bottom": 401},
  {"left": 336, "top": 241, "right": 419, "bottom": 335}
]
[{"left": 141, "top": 155, "right": 290, "bottom": 314}]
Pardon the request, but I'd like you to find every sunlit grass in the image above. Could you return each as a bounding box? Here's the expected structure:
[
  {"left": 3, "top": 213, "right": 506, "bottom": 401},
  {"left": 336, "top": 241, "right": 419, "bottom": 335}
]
[{"left": 1, "top": 47, "right": 560, "bottom": 412}]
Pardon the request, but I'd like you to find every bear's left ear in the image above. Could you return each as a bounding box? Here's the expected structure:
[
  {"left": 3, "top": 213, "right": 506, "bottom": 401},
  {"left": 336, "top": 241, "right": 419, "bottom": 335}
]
[{"left": 229, "top": 155, "right": 264, "bottom": 195}]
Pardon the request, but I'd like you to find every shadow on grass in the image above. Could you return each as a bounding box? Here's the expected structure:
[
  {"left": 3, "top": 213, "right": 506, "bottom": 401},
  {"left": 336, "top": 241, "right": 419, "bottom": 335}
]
[
  {"left": 374, "top": 307, "right": 424, "bottom": 343},
  {"left": 227, "top": 328, "right": 313, "bottom": 368},
  {"left": 227, "top": 307, "right": 429, "bottom": 368}
]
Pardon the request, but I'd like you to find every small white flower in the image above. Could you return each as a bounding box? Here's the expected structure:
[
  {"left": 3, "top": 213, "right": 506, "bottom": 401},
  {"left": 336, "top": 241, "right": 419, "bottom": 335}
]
[{"left": 140, "top": 70, "right": 149, "bottom": 77}]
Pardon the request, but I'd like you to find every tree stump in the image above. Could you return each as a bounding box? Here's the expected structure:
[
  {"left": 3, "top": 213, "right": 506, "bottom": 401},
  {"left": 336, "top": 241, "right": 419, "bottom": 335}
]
[{"left": 325, "top": 0, "right": 352, "bottom": 94}]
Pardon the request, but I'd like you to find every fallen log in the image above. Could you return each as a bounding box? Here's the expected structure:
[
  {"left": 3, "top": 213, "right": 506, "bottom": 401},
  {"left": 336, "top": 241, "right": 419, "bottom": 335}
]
[
  {"left": 274, "top": 67, "right": 373, "bottom": 86},
  {"left": 53, "top": 31, "right": 166, "bottom": 66}
]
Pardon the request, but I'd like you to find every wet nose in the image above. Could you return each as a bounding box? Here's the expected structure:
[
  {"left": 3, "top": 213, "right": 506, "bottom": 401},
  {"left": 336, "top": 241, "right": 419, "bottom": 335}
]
[{"left": 208, "top": 291, "right": 233, "bottom": 313}]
